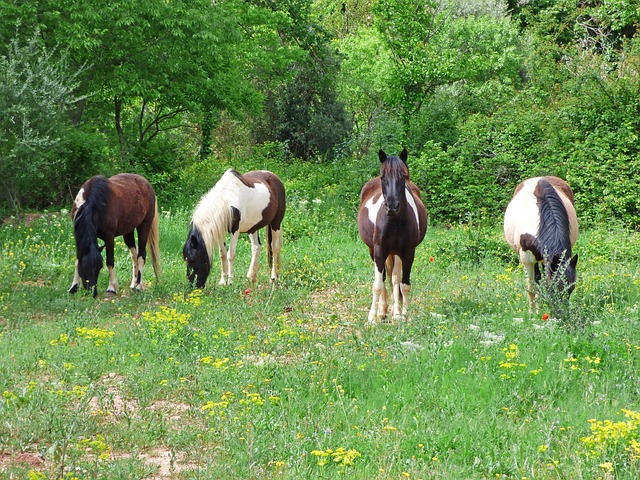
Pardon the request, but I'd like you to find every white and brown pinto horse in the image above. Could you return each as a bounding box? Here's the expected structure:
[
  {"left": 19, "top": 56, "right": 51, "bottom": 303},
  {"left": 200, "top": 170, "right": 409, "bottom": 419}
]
[
  {"left": 504, "top": 176, "right": 579, "bottom": 312},
  {"left": 358, "top": 149, "right": 428, "bottom": 323},
  {"left": 183, "top": 169, "right": 286, "bottom": 288},
  {"left": 69, "top": 173, "right": 161, "bottom": 297}
]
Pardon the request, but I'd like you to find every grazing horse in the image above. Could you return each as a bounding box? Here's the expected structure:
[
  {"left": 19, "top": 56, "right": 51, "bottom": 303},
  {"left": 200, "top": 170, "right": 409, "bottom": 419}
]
[
  {"left": 69, "top": 173, "right": 161, "bottom": 297},
  {"left": 357, "top": 149, "right": 428, "bottom": 323},
  {"left": 183, "top": 168, "right": 286, "bottom": 289},
  {"left": 504, "top": 176, "right": 579, "bottom": 312}
]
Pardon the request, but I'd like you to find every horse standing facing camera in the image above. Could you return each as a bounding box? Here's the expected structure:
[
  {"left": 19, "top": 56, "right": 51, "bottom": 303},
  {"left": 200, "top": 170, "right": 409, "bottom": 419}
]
[
  {"left": 69, "top": 173, "right": 161, "bottom": 298},
  {"left": 357, "top": 149, "right": 428, "bottom": 323}
]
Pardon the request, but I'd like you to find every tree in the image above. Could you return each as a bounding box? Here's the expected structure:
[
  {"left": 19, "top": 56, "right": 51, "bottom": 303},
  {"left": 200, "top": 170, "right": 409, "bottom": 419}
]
[
  {"left": 0, "top": 33, "right": 84, "bottom": 213},
  {"left": 371, "top": 0, "right": 522, "bottom": 137},
  {"left": 0, "top": 0, "right": 299, "bottom": 169}
]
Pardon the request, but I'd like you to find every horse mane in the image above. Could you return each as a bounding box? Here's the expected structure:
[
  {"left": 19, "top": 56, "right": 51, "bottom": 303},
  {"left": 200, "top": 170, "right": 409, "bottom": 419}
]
[
  {"left": 191, "top": 169, "right": 239, "bottom": 261},
  {"left": 381, "top": 155, "right": 409, "bottom": 179},
  {"left": 73, "top": 176, "right": 110, "bottom": 255},
  {"left": 536, "top": 179, "right": 572, "bottom": 260}
]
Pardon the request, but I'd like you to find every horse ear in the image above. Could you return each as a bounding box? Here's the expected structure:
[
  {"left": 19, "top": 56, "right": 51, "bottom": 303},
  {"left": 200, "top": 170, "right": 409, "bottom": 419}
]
[
  {"left": 570, "top": 253, "right": 578, "bottom": 269},
  {"left": 400, "top": 148, "right": 408, "bottom": 163},
  {"left": 378, "top": 149, "right": 387, "bottom": 163}
]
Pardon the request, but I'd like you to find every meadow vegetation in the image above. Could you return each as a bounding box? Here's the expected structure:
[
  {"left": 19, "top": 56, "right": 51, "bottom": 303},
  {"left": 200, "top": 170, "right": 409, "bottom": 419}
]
[{"left": 1, "top": 156, "right": 640, "bottom": 479}]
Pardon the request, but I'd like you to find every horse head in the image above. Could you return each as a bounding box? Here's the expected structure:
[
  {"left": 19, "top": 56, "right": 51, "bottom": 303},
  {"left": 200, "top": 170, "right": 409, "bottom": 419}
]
[
  {"left": 77, "top": 243, "right": 103, "bottom": 298},
  {"left": 183, "top": 225, "right": 211, "bottom": 288},
  {"left": 379, "top": 148, "right": 409, "bottom": 217}
]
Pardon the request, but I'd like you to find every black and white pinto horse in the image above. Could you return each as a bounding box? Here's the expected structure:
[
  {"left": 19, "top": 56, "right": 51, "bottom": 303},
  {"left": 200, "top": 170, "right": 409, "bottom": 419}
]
[
  {"left": 183, "top": 169, "right": 286, "bottom": 288},
  {"left": 69, "top": 173, "right": 161, "bottom": 297},
  {"left": 357, "top": 149, "right": 428, "bottom": 323},
  {"left": 504, "top": 176, "right": 579, "bottom": 312}
]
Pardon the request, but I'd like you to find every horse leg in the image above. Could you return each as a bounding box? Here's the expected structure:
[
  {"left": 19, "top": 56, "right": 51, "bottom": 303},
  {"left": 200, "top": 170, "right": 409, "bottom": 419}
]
[
  {"left": 369, "top": 251, "right": 388, "bottom": 323},
  {"left": 218, "top": 242, "right": 229, "bottom": 285},
  {"left": 69, "top": 259, "right": 81, "bottom": 294},
  {"left": 247, "top": 231, "right": 261, "bottom": 282},
  {"left": 104, "top": 237, "right": 118, "bottom": 294},
  {"left": 135, "top": 227, "right": 151, "bottom": 290},
  {"left": 520, "top": 250, "right": 538, "bottom": 313},
  {"left": 123, "top": 232, "right": 139, "bottom": 290},
  {"left": 269, "top": 227, "right": 283, "bottom": 282},
  {"left": 226, "top": 232, "right": 240, "bottom": 285},
  {"left": 389, "top": 255, "right": 404, "bottom": 319},
  {"left": 398, "top": 251, "right": 415, "bottom": 319}
]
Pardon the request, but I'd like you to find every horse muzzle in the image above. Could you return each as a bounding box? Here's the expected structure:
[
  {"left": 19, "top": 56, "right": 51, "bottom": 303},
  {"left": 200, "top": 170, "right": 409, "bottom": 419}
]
[{"left": 385, "top": 203, "right": 400, "bottom": 216}]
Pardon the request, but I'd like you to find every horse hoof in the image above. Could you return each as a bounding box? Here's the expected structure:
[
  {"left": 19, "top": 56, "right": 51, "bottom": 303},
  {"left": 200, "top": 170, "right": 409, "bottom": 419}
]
[
  {"left": 106, "top": 289, "right": 116, "bottom": 297},
  {"left": 69, "top": 284, "right": 79, "bottom": 294}
]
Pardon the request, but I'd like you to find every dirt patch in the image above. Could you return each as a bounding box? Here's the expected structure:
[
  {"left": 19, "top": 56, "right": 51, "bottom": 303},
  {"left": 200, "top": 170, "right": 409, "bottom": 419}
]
[
  {"left": 89, "top": 373, "right": 139, "bottom": 419},
  {"left": 0, "top": 452, "right": 45, "bottom": 469},
  {"left": 114, "top": 449, "right": 197, "bottom": 479},
  {"left": 3, "top": 212, "right": 62, "bottom": 227}
]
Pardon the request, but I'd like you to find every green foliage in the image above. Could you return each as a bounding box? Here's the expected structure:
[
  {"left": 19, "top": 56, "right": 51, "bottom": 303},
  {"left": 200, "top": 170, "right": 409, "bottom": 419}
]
[
  {"left": 2, "top": 170, "right": 640, "bottom": 478},
  {"left": 257, "top": 48, "right": 353, "bottom": 160},
  {"left": 0, "top": 33, "right": 84, "bottom": 214}
]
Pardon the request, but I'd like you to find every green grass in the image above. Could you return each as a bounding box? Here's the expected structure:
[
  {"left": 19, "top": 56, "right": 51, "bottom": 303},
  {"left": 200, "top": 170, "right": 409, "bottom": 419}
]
[{"left": 1, "top": 162, "right": 640, "bottom": 479}]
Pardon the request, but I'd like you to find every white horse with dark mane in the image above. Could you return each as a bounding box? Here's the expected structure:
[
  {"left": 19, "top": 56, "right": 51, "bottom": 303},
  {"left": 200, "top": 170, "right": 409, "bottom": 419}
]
[
  {"left": 504, "top": 176, "right": 578, "bottom": 312},
  {"left": 183, "top": 169, "right": 286, "bottom": 288}
]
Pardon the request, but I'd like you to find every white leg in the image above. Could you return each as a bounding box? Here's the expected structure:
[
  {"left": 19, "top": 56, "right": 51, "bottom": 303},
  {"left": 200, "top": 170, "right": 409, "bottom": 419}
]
[
  {"left": 400, "top": 283, "right": 411, "bottom": 317},
  {"left": 128, "top": 247, "right": 138, "bottom": 289},
  {"left": 107, "top": 266, "right": 118, "bottom": 294},
  {"left": 247, "top": 232, "right": 261, "bottom": 282},
  {"left": 270, "top": 228, "right": 283, "bottom": 281},
  {"left": 368, "top": 266, "right": 386, "bottom": 323},
  {"left": 69, "top": 259, "right": 81, "bottom": 293},
  {"left": 134, "top": 256, "right": 145, "bottom": 290},
  {"left": 520, "top": 252, "right": 538, "bottom": 313},
  {"left": 226, "top": 232, "right": 239, "bottom": 285},
  {"left": 391, "top": 255, "right": 403, "bottom": 319},
  {"left": 219, "top": 243, "right": 229, "bottom": 285}
]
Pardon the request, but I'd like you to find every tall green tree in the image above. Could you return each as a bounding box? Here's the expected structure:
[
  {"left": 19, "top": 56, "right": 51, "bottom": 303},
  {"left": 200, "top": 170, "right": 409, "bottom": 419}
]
[
  {"left": 0, "top": 33, "right": 83, "bottom": 213},
  {"left": 371, "top": 0, "right": 522, "bottom": 137},
  {"left": 0, "top": 0, "right": 298, "bottom": 169}
]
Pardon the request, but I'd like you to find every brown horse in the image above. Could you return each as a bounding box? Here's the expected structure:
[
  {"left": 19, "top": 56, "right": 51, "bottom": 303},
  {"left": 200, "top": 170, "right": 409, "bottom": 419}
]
[
  {"left": 69, "top": 173, "right": 161, "bottom": 297},
  {"left": 504, "top": 176, "right": 578, "bottom": 312},
  {"left": 183, "top": 169, "right": 286, "bottom": 288},
  {"left": 357, "top": 149, "right": 428, "bottom": 323}
]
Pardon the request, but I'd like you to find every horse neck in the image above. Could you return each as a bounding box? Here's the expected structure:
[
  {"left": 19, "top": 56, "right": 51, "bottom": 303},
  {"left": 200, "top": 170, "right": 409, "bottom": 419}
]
[
  {"left": 538, "top": 189, "right": 572, "bottom": 260},
  {"left": 192, "top": 185, "right": 233, "bottom": 259},
  {"left": 73, "top": 206, "right": 99, "bottom": 255}
]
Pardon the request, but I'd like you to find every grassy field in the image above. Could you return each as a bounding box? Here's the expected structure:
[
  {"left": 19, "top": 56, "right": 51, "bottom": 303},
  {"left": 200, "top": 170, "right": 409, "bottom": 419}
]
[{"left": 1, "top": 160, "right": 640, "bottom": 479}]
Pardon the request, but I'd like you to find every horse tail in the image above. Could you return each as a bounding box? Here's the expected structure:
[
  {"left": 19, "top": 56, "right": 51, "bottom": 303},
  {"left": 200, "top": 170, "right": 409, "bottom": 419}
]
[
  {"left": 148, "top": 199, "right": 162, "bottom": 279},
  {"left": 267, "top": 224, "right": 274, "bottom": 271}
]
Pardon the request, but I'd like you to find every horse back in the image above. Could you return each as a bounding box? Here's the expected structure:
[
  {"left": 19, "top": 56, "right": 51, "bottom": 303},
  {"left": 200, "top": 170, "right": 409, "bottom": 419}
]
[
  {"left": 235, "top": 170, "right": 286, "bottom": 232},
  {"left": 105, "top": 174, "right": 156, "bottom": 236},
  {"left": 504, "top": 176, "right": 578, "bottom": 253}
]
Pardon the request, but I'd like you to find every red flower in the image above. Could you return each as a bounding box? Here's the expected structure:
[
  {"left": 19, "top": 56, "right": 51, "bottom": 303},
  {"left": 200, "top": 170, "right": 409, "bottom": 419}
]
[
  {"left": 542, "top": 313, "right": 549, "bottom": 321},
  {"left": 244, "top": 289, "right": 251, "bottom": 296},
  {"left": 429, "top": 257, "right": 435, "bottom": 262}
]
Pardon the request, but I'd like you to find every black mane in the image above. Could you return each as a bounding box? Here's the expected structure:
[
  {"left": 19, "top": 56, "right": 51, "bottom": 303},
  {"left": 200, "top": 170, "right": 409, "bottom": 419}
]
[
  {"left": 73, "top": 175, "right": 110, "bottom": 255},
  {"left": 536, "top": 179, "right": 572, "bottom": 259}
]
